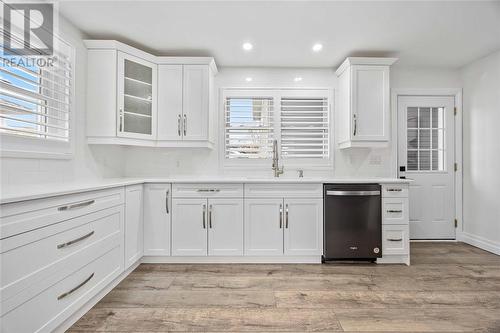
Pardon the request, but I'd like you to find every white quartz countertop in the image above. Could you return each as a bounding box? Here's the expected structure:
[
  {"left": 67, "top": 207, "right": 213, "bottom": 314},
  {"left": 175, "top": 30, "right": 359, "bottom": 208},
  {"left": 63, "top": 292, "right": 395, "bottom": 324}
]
[{"left": 0, "top": 177, "right": 411, "bottom": 204}]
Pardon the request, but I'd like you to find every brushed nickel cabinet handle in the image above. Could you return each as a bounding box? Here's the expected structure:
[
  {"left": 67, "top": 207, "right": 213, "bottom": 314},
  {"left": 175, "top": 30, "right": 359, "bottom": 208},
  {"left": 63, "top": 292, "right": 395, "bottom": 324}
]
[
  {"left": 57, "top": 273, "right": 94, "bottom": 300},
  {"left": 58, "top": 200, "right": 95, "bottom": 211},
  {"left": 119, "top": 109, "right": 123, "bottom": 132},
  {"left": 183, "top": 114, "right": 187, "bottom": 136},
  {"left": 387, "top": 209, "right": 403, "bottom": 213},
  {"left": 387, "top": 188, "right": 402, "bottom": 192},
  {"left": 165, "top": 189, "right": 169, "bottom": 214},
  {"left": 202, "top": 204, "right": 206, "bottom": 229},
  {"left": 177, "top": 114, "right": 181, "bottom": 136},
  {"left": 209, "top": 204, "right": 213, "bottom": 229},
  {"left": 388, "top": 238, "right": 403, "bottom": 242},
  {"left": 285, "top": 204, "right": 289, "bottom": 229},
  {"left": 57, "top": 231, "right": 94, "bottom": 249},
  {"left": 196, "top": 189, "right": 220, "bottom": 193},
  {"left": 353, "top": 114, "right": 357, "bottom": 136},
  {"left": 279, "top": 204, "right": 283, "bottom": 229}
]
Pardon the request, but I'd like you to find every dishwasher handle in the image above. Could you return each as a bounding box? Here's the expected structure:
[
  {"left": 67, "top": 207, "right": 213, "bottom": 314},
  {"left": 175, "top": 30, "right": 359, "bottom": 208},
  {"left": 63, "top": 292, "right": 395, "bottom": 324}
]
[{"left": 326, "top": 190, "right": 380, "bottom": 196}]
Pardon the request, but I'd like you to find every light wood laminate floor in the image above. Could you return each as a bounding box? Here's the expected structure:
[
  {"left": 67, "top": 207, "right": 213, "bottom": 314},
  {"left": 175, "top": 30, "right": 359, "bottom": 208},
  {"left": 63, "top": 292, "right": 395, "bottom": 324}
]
[{"left": 69, "top": 242, "right": 500, "bottom": 332}]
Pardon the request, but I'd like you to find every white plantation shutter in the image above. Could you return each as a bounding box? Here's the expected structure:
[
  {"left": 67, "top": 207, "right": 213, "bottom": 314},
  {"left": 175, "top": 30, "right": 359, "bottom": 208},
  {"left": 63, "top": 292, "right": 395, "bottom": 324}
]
[
  {"left": 225, "top": 97, "right": 274, "bottom": 159},
  {"left": 0, "top": 27, "right": 72, "bottom": 142},
  {"left": 280, "top": 96, "right": 329, "bottom": 159}
]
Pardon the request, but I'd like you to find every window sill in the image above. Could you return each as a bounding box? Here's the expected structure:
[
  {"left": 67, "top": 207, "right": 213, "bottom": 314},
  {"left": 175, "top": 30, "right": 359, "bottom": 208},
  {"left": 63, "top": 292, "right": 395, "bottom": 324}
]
[{"left": 0, "top": 149, "right": 73, "bottom": 160}]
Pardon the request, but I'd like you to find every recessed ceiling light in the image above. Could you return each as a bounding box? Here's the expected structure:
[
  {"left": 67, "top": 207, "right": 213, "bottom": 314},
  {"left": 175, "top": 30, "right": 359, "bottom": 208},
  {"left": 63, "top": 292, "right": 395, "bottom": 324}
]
[
  {"left": 312, "top": 43, "right": 323, "bottom": 52},
  {"left": 245, "top": 77, "right": 253, "bottom": 82},
  {"left": 242, "top": 42, "right": 253, "bottom": 51},
  {"left": 294, "top": 77, "right": 303, "bottom": 82}
]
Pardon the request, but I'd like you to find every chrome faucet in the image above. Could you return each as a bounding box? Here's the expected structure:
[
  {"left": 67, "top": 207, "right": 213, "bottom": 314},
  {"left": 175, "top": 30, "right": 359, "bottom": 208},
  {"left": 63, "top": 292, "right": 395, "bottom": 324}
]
[{"left": 272, "top": 139, "right": 284, "bottom": 177}]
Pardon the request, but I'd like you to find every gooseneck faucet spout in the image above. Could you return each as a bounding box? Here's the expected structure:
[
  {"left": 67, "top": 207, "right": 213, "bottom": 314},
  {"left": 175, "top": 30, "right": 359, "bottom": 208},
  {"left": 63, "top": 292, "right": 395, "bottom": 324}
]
[{"left": 272, "top": 139, "right": 284, "bottom": 177}]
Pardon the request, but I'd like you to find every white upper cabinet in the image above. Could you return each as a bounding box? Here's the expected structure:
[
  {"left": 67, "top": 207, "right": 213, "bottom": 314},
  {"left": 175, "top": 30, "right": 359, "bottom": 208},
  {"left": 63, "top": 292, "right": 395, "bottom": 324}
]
[
  {"left": 157, "top": 64, "right": 212, "bottom": 145},
  {"left": 117, "top": 52, "right": 157, "bottom": 140},
  {"left": 336, "top": 57, "right": 397, "bottom": 149},
  {"left": 85, "top": 40, "right": 217, "bottom": 147}
]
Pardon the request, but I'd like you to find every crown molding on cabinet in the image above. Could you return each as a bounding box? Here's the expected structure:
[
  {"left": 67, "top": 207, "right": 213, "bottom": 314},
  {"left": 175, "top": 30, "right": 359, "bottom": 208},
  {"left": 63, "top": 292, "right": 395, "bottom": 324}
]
[
  {"left": 83, "top": 40, "right": 218, "bottom": 74},
  {"left": 335, "top": 57, "right": 398, "bottom": 77}
]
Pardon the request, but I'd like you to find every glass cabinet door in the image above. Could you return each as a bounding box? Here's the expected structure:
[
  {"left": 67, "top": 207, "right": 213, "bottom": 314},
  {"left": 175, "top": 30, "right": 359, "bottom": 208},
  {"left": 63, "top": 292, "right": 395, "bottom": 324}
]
[{"left": 117, "top": 52, "right": 157, "bottom": 139}]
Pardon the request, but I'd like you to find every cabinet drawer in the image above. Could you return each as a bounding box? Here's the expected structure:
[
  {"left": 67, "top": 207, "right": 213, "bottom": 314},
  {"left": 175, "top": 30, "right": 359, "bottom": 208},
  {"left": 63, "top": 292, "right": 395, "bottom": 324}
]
[
  {"left": 382, "top": 198, "right": 409, "bottom": 225},
  {"left": 244, "top": 183, "right": 323, "bottom": 198},
  {"left": 381, "top": 184, "right": 408, "bottom": 198},
  {"left": 172, "top": 183, "right": 243, "bottom": 198},
  {"left": 1, "top": 245, "right": 122, "bottom": 333},
  {"left": 0, "top": 187, "right": 124, "bottom": 239},
  {"left": 1, "top": 206, "right": 123, "bottom": 306},
  {"left": 382, "top": 225, "right": 409, "bottom": 255}
]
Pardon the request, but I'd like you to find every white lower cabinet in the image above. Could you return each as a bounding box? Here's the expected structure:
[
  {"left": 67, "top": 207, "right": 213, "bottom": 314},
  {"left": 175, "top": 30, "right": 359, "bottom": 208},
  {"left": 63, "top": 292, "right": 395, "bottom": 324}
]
[
  {"left": 208, "top": 198, "right": 244, "bottom": 256},
  {"left": 171, "top": 198, "right": 208, "bottom": 256},
  {"left": 244, "top": 197, "right": 323, "bottom": 256},
  {"left": 143, "top": 184, "right": 171, "bottom": 256},
  {"left": 125, "top": 185, "right": 143, "bottom": 268},
  {"left": 284, "top": 199, "right": 323, "bottom": 256},
  {"left": 244, "top": 198, "right": 284, "bottom": 256},
  {"left": 171, "top": 197, "right": 244, "bottom": 256}
]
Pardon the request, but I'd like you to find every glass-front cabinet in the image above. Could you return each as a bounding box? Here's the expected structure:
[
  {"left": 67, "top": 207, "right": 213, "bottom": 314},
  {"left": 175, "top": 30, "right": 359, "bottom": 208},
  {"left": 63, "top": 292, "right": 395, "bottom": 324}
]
[{"left": 117, "top": 52, "right": 157, "bottom": 139}]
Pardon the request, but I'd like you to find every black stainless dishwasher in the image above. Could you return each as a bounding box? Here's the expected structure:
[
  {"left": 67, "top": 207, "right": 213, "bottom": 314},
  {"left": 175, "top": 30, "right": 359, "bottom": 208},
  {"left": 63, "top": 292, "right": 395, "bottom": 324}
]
[{"left": 323, "top": 184, "right": 382, "bottom": 262}]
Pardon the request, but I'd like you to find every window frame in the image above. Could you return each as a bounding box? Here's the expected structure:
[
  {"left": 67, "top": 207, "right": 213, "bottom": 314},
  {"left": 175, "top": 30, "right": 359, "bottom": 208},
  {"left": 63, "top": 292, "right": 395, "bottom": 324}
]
[
  {"left": 220, "top": 88, "right": 334, "bottom": 171},
  {"left": 0, "top": 37, "right": 75, "bottom": 160}
]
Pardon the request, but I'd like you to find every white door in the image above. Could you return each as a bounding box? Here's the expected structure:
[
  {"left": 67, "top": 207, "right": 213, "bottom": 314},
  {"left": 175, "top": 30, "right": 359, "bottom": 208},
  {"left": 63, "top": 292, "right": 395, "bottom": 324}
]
[
  {"left": 182, "top": 65, "right": 209, "bottom": 141},
  {"left": 351, "top": 65, "right": 390, "bottom": 142},
  {"left": 125, "top": 185, "right": 143, "bottom": 267},
  {"left": 117, "top": 52, "right": 157, "bottom": 140},
  {"left": 208, "top": 198, "right": 244, "bottom": 256},
  {"left": 171, "top": 198, "right": 208, "bottom": 256},
  {"left": 143, "top": 184, "right": 171, "bottom": 256},
  {"left": 244, "top": 198, "right": 284, "bottom": 256},
  {"left": 398, "top": 96, "right": 455, "bottom": 239},
  {"left": 157, "top": 65, "right": 183, "bottom": 141},
  {"left": 284, "top": 198, "right": 323, "bottom": 256}
]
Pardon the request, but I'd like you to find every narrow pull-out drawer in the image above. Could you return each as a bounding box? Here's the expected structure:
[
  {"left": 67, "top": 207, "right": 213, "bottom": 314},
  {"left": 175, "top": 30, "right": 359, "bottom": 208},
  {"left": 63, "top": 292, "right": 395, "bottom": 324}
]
[
  {"left": 382, "top": 224, "right": 409, "bottom": 255},
  {"left": 1, "top": 245, "right": 122, "bottom": 333},
  {"left": 1, "top": 187, "right": 124, "bottom": 239},
  {"left": 382, "top": 198, "right": 409, "bottom": 225},
  {"left": 1, "top": 206, "right": 123, "bottom": 305},
  {"left": 172, "top": 183, "right": 243, "bottom": 198},
  {"left": 245, "top": 183, "right": 323, "bottom": 198},
  {"left": 381, "top": 184, "right": 409, "bottom": 198}
]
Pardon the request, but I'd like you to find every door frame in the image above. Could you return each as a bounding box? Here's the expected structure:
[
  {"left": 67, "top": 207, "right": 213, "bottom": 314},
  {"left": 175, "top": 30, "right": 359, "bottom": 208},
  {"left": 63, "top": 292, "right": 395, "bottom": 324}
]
[{"left": 390, "top": 89, "right": 463, "bottom": 240}]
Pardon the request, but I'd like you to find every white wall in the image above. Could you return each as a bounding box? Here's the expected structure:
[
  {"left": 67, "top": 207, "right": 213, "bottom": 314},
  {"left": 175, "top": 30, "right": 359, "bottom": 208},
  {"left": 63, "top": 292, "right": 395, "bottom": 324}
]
[
  {"left": 0, "top": 17, "right": 125, "bottom": 187},
  {"left": 123, "top": 66, "right": 461, "bottom": 179},
  {"left": 460, "top": 50, "right": 500, "bottom": 254}
]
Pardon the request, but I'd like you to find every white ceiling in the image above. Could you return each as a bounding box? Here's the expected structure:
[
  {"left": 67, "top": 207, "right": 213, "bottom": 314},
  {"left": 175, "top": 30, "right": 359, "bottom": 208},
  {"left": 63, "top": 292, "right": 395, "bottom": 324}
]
[{"left": 59, "top": 1, "right": 500, "bottom": 68}]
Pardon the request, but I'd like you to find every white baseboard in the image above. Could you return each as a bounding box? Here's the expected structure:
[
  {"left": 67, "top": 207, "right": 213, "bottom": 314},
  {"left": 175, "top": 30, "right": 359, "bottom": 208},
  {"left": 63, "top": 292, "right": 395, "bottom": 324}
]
[
  {"left": 142, "top": 255, "right": 322, "bottom": 264},
  {"left": 459, "top": 232, "right": 500, "bottom": 255},
  {"left": 377, "top": 255, "right": 410, "bottom": 266},
  {"left": 54, "top": 261, "right": 141, "bottom": 333}
]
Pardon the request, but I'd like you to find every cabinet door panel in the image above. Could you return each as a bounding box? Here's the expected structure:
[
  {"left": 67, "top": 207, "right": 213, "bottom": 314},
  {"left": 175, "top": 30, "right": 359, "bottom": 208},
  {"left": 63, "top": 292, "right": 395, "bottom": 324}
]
[
  {"left": 125, "top": 185, "right": 143, "bottom": 267},
  {"left": 143, "top": 184, "right": 171, "bottom": 256},
  {"left": 182, "top": 65, "right": 209, "bottom": 141},
  {"left": 284, "top": 198, "right": 323, "bottom": 256},
  {"left": 117, "top": 52, "right": 157, "bottom": 140},
  {"left": 244, "top": 198, "right": 284, "bottom": 256},
  {"left": 172, "top": 198, "right": 208, "bottom": 256},
  {"left": 351, "top": 65, "right": 389, "bottom": 141},
  {"left": 208, "top": 198, "right": 243, "bottom": 256},
  {"left": 157, "top": 65, "right": 183, "bottom": 141}
]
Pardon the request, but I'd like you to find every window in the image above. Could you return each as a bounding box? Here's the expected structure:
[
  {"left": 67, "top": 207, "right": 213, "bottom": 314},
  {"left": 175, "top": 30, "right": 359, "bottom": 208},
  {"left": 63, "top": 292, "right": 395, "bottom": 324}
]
[
  {"left": 407, "top": 107, "right": 445, "bottom": 171},
  {"left": 223, "top": 89, "right": 331, "bottom": 166},
  {"left": 0, "top": 25, "right": 73, "bottom": 157}
]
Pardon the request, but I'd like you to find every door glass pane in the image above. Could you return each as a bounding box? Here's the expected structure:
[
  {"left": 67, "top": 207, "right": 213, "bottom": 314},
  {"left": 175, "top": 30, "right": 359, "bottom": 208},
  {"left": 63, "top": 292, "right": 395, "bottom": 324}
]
[
  {"left": 407, "top": 129, "right": 418, "bottom": 149},
  {"left": 123, "top": 59, "right": 152, "bottom": 135},
  {"left": 407, "top": 106, "right": 446, "bottom": 172},
  {"left": 407, "top": 107, "right": 418, "bottom": 128},
  {"left": 408, "top": 150, "right": 418, "bottom": 171},
  {"left": 419, "top": 150, "right": 430, "bottom": 170},
  {"left": 419, "top": 107, "right": 431, "bottom": 128}
]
